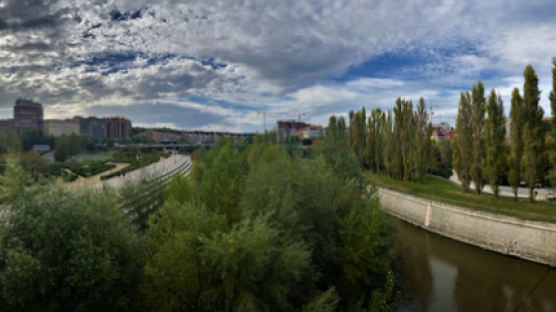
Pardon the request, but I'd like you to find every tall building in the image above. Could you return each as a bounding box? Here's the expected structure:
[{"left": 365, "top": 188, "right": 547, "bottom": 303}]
[
  {"left": 43, "top": 119, "right": 80, "bottom": 137},
  {"left": 13, "top": 98, "right": 43, "bottom": 134},
  {"left": 276, "top": 121, "right": 310, "bottom": 141},
  {"left": 105, "top": 117, "right": 132, "bottom": 139},
  {"left": 74, "top": 116, "right": 106, "bottom": 139}
]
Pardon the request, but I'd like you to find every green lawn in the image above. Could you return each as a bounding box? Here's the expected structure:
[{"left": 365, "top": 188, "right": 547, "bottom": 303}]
[{"left": 367, "top": 173, "right": 556, "bottom": 223}]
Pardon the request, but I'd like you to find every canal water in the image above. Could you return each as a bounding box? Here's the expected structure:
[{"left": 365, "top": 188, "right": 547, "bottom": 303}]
[{"left": 395, "top": 219, "right": 556, "bottom": 312}]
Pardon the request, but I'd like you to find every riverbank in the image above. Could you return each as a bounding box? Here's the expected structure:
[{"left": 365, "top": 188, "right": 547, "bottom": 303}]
[
  {"left": 368, "top": 173, "right": 556, "bottom": 223},
  {"left": 378, "top": 187, "right": 556, "bottom": 267}
]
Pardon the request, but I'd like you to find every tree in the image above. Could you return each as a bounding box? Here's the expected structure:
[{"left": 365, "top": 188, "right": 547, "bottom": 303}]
[
  {"left": 471, "top": 81, "right": 486, "bottom": 194},
  {"left": 452, "top": 92, "right": 473, "bottom": 191},
  {"left": 484, "top": 90, "right": 506, "bottom": 199},
  {"left": 382, "top": 110, "right": 394, "bottom": 178},
  {"left": 54, "top": 136, "right": 70, "bottom": 162},
  {"left": 0, "top": 188, "right": 142, "bottom": 311},
  {"left": 414, "top": 98, "right": 431, "bottom": 183},
  {"left": 20, "top": 130, "right": 54, "bottom": 151},
  {"left": 324, "top": 116, "right": 360, "bottom": 182},
  {"left": 549, "top": 58, "right": 556, "bottom": 189},
  {"left": 0, "top": 130, "right": 21, "bottom": 154},
  {"left": 521, "top": 65, "right": 544, "bottom": 202},
  {"left": 366, "top": 109, "right": 385, "bottom": 173},
  {"left": 199, "top": 142, "right": 245, "bottom": 224},
  {"left": 349, "top": 108, "right": 367, "bottom": 167},
  {"left": 0, "top": 156, "right": 31, "bottom": 204},
  {"left": 508, "top": 88, "right": 524, "bottom": 200},
  {"left": 19, "top": 150, "right": 48, "bottom": 177}
]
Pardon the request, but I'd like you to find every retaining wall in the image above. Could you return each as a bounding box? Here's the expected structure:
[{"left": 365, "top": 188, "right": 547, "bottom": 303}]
[{"left": 378, "top": 187, "right": 556, "bottom": 267}]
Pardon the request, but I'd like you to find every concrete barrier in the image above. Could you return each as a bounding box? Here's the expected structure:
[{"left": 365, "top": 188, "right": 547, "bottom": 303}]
[{"left": 378, "top": 187, "right": 556, "bottom": 267}]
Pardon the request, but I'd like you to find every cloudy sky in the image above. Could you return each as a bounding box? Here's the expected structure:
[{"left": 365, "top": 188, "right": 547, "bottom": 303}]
[{"left": 1, "top": 0, "right": 555, "bottom": 132}]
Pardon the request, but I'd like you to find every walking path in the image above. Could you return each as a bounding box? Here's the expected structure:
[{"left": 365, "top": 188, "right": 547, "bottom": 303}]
[
  {"left": 94, "top": 153, "right": 190, "bottom": 190},
  {"left": 64, "top": 163, "right": 129, "bottom": 192},
  {"left": 448, "top": 170, "right": 555, "bottom": 200}
]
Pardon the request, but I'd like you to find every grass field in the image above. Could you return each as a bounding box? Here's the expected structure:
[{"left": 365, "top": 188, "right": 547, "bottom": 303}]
[{"left": 367, "top": 173, "right": 556, "bottom": 223}]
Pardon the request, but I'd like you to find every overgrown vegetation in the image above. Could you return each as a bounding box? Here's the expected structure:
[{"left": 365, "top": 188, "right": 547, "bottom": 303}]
[{"left": 0, "top": 129, "right": 400, "bottom": 311}]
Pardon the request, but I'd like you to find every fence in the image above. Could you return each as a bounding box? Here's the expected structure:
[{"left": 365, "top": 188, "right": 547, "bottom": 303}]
[{"left": 117, "top": 158, "right": 192, "bottom": 229}]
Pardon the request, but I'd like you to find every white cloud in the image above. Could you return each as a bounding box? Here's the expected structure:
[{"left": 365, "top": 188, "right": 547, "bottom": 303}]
[{"left": 1, "top": 0, "right": 556, "bottom": 131}]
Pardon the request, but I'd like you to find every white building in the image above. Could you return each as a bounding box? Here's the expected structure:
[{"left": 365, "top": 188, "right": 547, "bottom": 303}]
[{"left": 44, "top": 119, "right": 80, "bottom": 137}]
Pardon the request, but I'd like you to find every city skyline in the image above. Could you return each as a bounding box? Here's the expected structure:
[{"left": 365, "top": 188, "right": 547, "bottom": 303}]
[{"left": 1, "top": 1, "right": 556, "bottom": 132}]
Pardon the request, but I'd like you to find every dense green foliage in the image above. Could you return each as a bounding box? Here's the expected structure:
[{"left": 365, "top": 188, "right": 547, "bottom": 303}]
[
  {"left": 0, "top": 162, "right": 142, "bottom": 312},
  {"left": 356, "top": 98, "right": 433, "bottom": 183},
  {"left": 54, "top": 134, "right": 83, "bottom": 162},
  {"left": 452, "top": 92, "right": 473, "bottom": 190},
  {"left": 1, "top": 133, "right": 399, "bottom": 311},
  {"left": 508, "top": 88, "right": 524, "bottom": 200},
  {"left": 143, "top": 137, "right": 398, "bottom": 311},
  {"left": 549, "top": 58, "right": 556, "bottom": 191},
  {"left": 450, "top": 63, "right": 556, "bottom": 201},
  {"left": 20, "top": 130, "right": 55, "bottom": 152},
  {"left": 484, "top": 90, "right": 506, "bottom": 198},
  {"left": 0, "top": 131, "right": 21, "bottom": 155},
  {"left": 470, "top": 81, "right": 486, "bottom": 194},
  {"left": 521, "top": 65, "right": 545, "bottom": 201}
]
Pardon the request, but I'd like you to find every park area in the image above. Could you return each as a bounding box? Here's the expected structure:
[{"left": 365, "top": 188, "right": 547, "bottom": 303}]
[{"left": 367, "top": 173, "right": 556, "bottom": 223}]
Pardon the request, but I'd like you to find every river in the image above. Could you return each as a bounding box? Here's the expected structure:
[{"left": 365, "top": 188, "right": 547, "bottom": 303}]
[{"left": 395, "top": 219, "right": 556, "bottom": 312}]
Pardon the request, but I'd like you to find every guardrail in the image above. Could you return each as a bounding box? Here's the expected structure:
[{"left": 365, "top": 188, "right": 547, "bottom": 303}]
[{"left": 118, "top": 158, "right": 192, "bottom": 229}]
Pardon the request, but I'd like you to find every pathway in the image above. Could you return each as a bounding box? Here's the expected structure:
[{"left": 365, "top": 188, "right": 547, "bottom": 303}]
[{"left": 448, "top": 170, "right": 554, "bottom": 200}]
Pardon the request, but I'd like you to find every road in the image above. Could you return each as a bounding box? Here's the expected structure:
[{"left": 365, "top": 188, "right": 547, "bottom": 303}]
[{"left": 94, "top": 154, "right": 191, "bottom": 190}]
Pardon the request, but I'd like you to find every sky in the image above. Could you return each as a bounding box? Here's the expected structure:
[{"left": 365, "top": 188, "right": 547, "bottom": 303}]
[{"left": 0, "top": 0, "right": 555, "bottom": 133}]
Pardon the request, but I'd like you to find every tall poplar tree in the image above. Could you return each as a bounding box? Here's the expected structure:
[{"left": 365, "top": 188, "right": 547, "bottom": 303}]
[
  {"left": 392, "top": 99, "right": 404, "bottom": 179},
  {"left": 549, "top": 58, "right": 556, "bottom": 188},
  {"left": 349, "top": 108, "right": 367, "bottom": 167},
  {"left": 366, "top": 109, "right": 385, "bottom": 172},
  {"left": 383, "top": 111, "right": 394, "bottom": 177},
  {"left": 401, "top": 100, "right": 415, "bottom": 181},
  {"left": 414, "top": 98, "right": 431, "bottom": 183},
  {"left": 471, "top": 81, "right": 486, "bottom": 194},
  {"left": 452, "top": 92, "right": 473, "bottom": 191},
  {"left": 521, "top": 65, "right": 544, "bottom": 202},
  {"left": 508, "top": 88, "right": 524, "bottom": 200},
  {"left": 484, "top": 90, "right": 506, "bottom": 199}
]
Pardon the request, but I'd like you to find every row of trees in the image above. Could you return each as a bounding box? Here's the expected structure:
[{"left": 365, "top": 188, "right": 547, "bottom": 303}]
[
  {"left": 453, "top": 61, "right": 556, "bottom": 201},
  {"left": 0, "top": 133, "right": 399, "bottom": 311},
  {"left": 348, "top": 98, "right": 434, "bottom": 183}
]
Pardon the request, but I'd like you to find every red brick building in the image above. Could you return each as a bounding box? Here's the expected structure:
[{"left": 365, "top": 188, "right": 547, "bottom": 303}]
[
  {"left": 13, "top": 98, "right": 43, "bottom": 134},
  {"left": 104, "top": 117, "right": 132, "bottom": 139}
]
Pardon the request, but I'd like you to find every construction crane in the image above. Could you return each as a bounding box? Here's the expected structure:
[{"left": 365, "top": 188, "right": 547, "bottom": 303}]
[
  {"left": 285, "top": 112, "right": 306, "bottom": 123},
  {"left": 257, "top": 111, "right": 268, "bottom": 133},
  {"left": 429, "top": 103, "right": 440, "bottom": 122}
]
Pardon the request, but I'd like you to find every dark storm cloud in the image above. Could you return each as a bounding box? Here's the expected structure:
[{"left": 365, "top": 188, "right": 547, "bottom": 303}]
[{"left": 0, "top": 0, "right": 74, "bottom": 31}]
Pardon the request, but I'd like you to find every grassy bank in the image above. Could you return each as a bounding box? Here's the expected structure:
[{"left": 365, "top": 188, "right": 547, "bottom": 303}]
[{"left": 367, "top": 173, "right": 556, "bottom": 223}]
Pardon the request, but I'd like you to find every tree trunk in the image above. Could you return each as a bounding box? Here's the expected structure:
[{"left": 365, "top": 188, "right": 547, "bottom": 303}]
[{"left": 528, "top": 185, "right": 534, "bottom": 202}]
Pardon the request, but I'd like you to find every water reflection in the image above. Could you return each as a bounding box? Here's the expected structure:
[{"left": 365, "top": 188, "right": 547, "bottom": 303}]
[{"left": 395, "top": 219, "right": 556, "bottom": 312}]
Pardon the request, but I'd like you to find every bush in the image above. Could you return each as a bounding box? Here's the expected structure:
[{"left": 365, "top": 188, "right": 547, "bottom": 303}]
[
  {"left": 143, "top": 141, "right": 398, "bottom": 311},
  {"left": 0, "top": 188, "right": 143, "bottom": 311}
]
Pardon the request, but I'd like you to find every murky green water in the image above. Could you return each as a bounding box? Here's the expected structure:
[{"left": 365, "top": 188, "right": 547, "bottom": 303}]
[{"left": 395, "top": 219, "right": 556, "bottom": 312}]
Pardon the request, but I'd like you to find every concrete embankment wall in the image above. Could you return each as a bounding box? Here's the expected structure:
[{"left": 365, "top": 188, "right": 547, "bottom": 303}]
[{"left": 378, "top": 188, "right": 556, "bottom": 267}]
